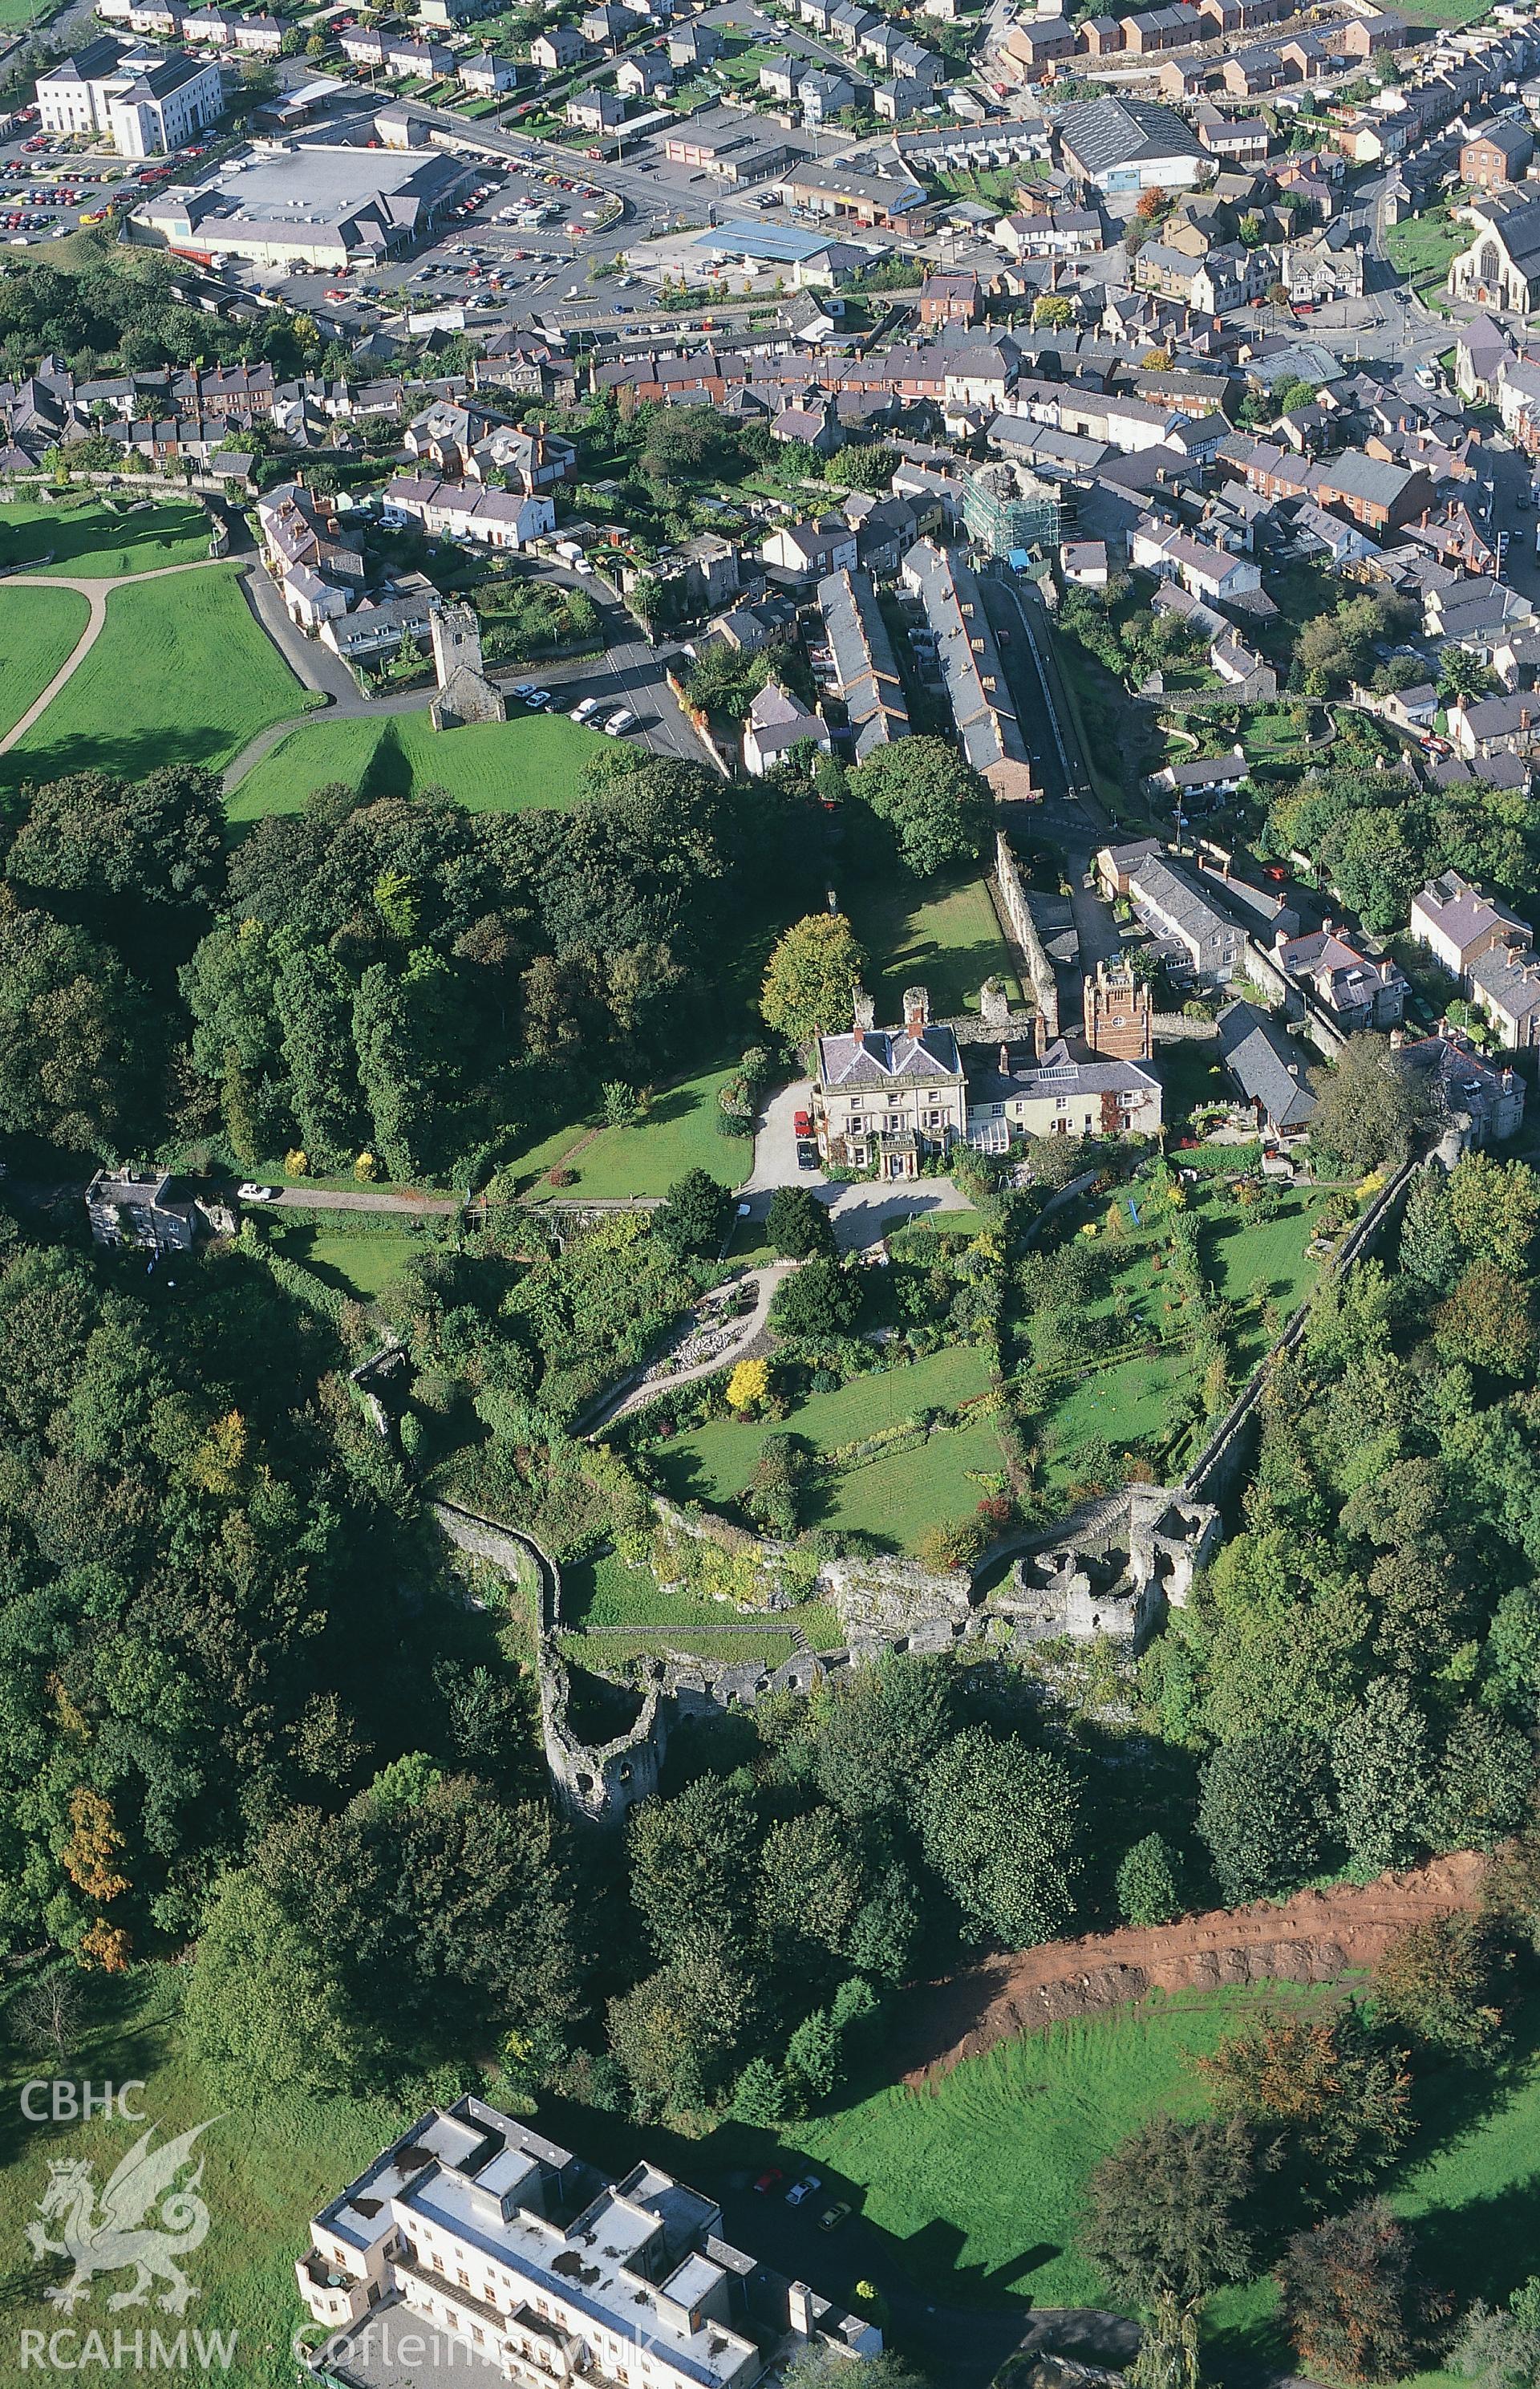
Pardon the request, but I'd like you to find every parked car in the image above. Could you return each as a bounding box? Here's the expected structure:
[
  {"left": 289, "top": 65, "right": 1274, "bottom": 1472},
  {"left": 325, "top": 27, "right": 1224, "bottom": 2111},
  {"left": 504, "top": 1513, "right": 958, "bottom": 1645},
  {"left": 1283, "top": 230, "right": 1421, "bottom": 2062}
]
[
  {"left": 785, "top": 2176, "right": 821, "bottom": 2207},
  {"left": 570, "top": 696, "right": 601, "bottom": 722},
  {"left": 752, "top": 2168, "right": 784, "bottom": 2196},
  {"left": 818, "top": 2204, "right": 851, "bottom": 2233},
  {"left": 602, "top": 708, "right": 635, "bottom": 736},
  {"left": 793, "top": 1109, "right": 812, "bottom": 1138},
  {"left": 237, "top": 1182, "right": 279, "bottom": 1202}
]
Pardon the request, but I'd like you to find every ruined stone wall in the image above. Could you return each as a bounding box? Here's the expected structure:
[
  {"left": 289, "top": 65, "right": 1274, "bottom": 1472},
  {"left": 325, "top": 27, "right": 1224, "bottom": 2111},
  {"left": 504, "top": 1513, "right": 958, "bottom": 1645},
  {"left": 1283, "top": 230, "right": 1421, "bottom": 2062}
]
[{"left": 994, "top": 829, "right": 1060, "bottom": 1038}]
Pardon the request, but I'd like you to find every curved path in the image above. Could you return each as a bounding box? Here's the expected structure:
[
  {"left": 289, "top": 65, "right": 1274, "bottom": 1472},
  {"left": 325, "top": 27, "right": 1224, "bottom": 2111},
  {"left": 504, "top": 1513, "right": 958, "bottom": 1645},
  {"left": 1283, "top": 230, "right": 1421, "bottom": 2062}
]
[
  {"left": 0, "top": 554, "right": 232, "bottom": 756},
  {"left": 581, "top": 1260, "right": 795, "bottom": 1434}
]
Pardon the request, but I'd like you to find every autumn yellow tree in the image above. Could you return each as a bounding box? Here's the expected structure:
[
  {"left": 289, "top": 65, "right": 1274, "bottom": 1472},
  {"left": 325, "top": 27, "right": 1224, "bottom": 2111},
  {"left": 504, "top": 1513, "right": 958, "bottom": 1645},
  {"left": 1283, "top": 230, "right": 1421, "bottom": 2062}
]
[{"left": 727, "top": 1357, "right": 770, "bottom": 1414}]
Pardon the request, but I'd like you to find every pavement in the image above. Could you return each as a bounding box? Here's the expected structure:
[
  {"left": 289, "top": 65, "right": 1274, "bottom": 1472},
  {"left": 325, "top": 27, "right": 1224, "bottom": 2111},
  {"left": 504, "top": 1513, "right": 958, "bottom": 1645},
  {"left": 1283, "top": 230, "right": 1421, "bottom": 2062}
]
[{"left": 741, "top": 1079, "right": 974, "bottom": 1247}]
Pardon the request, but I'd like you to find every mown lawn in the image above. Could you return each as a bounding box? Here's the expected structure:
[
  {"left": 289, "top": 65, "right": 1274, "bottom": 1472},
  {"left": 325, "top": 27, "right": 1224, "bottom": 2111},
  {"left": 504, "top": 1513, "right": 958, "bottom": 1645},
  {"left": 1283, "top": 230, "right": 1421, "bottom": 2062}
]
[
  {"left": 0, "top": 1968, "right": 410, "bottom": 2389},
  {"left": 0, "top": 495, "right": 214, "bottom": 577},
  {"left": 853, "top": 870, "right": 1021, "bottom": 1022},
  {"left": 0, "top": 582, "right": 87, "bottom": 740},
  {"left": 816, "top": 1413, "right": 1007, "bottom": 1548},
  {"left": 502, "top": 1063, "right": 752, "bottom": 1201},
  {"left": 781, "top": 1984, "right": 1336, "bottom": 2315},
  {"left": 653, "top": 1345, "right": 1000, "bottom": 1552},
  {"left": 1022, "top": 1183, "right": 1330, "bottom": 1484},
  {"left": 0, "top": 564, "right": 309, "bottom": 796},
  {"left": 226, "top": 708, "right": 608, "bottom": 822},
  {"left": 557, "top": 1558, "right": 845, "bottom": 1668},
  {"left": 559, "top": 1626, "right": 798, "bottom": 1669},
  {"left": 271, "top": 1226, "right": 415, "bottom": 1304}
]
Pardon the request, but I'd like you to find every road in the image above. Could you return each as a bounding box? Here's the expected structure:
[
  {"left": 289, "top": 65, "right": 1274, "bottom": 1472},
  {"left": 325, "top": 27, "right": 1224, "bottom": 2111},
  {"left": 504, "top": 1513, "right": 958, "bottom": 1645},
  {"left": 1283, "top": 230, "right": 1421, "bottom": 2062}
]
[
  {"left": 225, "top": 566, "right": 714, "bottom": 791},
  {"left": 979, "top": 572, "right": 1128, "bottom": 1003}
]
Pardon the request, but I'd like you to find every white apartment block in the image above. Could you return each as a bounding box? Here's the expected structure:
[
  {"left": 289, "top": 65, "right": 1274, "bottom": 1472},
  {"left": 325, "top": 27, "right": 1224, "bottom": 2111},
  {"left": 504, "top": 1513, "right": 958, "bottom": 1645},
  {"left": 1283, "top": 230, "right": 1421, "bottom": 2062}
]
[
  {"left": 38, "top": 36, "right": 222, "bottom": 154},
  {"left": 298, "top": 2099, "right": 880, "bottom": 2389}
]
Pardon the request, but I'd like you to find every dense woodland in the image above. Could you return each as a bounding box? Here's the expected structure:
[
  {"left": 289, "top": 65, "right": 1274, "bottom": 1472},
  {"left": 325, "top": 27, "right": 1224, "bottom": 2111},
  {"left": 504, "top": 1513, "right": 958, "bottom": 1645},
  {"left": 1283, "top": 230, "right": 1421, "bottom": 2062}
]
[{"left": 0, "top": 732, "right": 992, "bottom": 1184}]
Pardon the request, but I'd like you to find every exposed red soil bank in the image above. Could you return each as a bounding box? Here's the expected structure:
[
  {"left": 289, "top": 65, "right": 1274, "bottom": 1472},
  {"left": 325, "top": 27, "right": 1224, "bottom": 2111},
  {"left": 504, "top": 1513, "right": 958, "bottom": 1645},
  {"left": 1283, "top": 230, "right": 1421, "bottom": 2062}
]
[{"left": 899, "top": 1853, "right": 1488, "bottom": 2083}]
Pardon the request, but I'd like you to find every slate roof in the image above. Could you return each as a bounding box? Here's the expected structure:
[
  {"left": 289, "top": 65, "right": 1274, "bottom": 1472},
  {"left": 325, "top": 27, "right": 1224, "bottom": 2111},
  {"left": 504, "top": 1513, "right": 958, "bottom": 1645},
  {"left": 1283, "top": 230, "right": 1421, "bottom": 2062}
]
[
  {"left": 1215, "top": 999, "right": 1316, "bottom": 1128},
  {"left": 1413, "top": 869, "right": 1530, "bottom": 954},
  {"left": 1277, "top": 929, "right": 1405, "bottom": 1014},
  {"left": 817, "top": 1021, "right": 965, "bottom": 1086},
  {"left": 1470, "top": 939, "right": 1540, "bottom": 1024},
  {"left": 1060, "top": 94, "right": 1202, "bottom": 176},
  {"left": 817, "top": 565, "right": 910, "bottom": 759},
  {"left": 967, "top": 1034, "right": 1160, "bottom": 1108}
]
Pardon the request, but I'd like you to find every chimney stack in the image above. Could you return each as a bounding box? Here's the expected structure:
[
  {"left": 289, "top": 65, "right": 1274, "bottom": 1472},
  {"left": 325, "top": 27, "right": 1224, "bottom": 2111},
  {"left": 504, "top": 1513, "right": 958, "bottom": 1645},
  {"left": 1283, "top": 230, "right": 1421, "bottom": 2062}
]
[
  {"left": 853, "top": 988, "right": 876, "bottom": 1036},
  {"left": 902, "top": 984, "right": 930, "bottom": 1036}
]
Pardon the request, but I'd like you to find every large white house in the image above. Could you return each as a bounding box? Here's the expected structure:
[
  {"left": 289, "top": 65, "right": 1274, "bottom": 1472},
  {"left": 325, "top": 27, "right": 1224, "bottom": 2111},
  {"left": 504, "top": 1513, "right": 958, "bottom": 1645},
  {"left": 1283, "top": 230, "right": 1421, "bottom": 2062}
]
[
  {"left": 297, "top": 2098, "right": 880, "bottom": 2389},
  {"left": 38, "top": 34, "right": 221, "bottom": 154},
  {"left": 814, "top": 987, "right": 969, "bottom": 1178}
]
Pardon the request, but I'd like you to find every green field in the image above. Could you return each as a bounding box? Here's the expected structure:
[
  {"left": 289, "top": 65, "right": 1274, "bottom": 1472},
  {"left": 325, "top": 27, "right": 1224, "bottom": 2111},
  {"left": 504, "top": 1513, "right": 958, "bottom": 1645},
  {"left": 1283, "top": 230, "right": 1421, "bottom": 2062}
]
[
  {"left": 0, "top": 582, "right": 87, "bottom": 740},
  {"left": 1, "top": 564, "right": 308, "bottom": 795},
  {"left": 654, "top": 1344, "right": 1000, "bottom": 1552},
  {"left": 0, "top": 495, "right": 214, "bottom": 578},
  {"left": 784, "top": 1985, "right": 1335, "bottom": 2314},
  {"left": 272, "top": 1226, "right": 416, "bottom": 1304},
  {"left": 853, "top": 870, "right": 1021, "bottom": 1022},
  {"left": 0, "top": 1969, "right": 409, "bottom": 2389},
  {"left": 6, "top": 1965, "right": 1535, "bottom": 2383},
  {"left": 1022, "top": 1182, "right": 1330, "bottom": 1486},
  {"left": 501, "top": 1062, "right": 752, "bottom": 1201},
  {"left": 559, "top": 1547, "right": 844, "bottom": 1662},
  {"left": 1393, "top": 0, "right": 1490, "bottom": 22},
  {"left": 227, "top": 708, "right": 610, "bottom": 821},
  {"left": 1385, "top": 207, "right": 1467, "bottom": 293}
]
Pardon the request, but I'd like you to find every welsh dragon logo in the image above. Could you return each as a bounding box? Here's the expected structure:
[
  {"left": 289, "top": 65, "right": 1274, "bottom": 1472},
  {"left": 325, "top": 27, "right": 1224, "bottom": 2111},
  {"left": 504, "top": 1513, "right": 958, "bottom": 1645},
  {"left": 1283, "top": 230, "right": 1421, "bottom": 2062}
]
[{"left": 25, "top": 2119, "right": 220, "bottom": 2317}]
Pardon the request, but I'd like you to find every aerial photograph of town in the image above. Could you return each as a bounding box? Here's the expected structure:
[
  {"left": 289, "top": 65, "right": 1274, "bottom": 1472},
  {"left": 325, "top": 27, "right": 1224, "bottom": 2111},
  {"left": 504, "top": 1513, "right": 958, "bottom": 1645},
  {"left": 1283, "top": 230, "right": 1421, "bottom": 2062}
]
[{"left": 10, "top": 0, "right": 1540, "bottom": 2376}]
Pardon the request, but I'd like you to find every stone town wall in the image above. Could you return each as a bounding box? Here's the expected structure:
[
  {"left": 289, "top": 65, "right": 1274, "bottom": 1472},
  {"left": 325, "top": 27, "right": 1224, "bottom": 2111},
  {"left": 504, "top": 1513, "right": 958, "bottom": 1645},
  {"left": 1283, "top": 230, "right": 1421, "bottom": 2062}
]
[{"left": 994, "top": 829, "right": 1060, "bottom": 1037}]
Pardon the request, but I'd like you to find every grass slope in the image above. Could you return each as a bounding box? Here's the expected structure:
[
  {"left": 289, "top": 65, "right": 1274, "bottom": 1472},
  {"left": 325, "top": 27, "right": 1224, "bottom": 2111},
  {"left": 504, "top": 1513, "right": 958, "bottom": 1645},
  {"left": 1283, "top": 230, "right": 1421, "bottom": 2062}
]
[
  {"left": 1, "top": 565, "right": 308, "bottom": 796},
  {"left": 783, "top": 1985, "right": 1335, "bottom": 2314},
  {"left": 501, "top": 1063, "right": 752, "bottom": 1201},
  {"left": 853, "top": 870, "right": 1021, "bottom": 1022},
  {"left": 227, "top": 708, "right": 609, "bottom": 821},
  {"left": 0, "top": 1969, "right": 409, "bottom": 2389},
  {"left": 0, "top": 496, "right": 213, "bottom": 578},
  {"left": 0, "top": 583, "right": 88, "bottom": 740},
  {"left": 654, "top": 1345, "right": 999, "bottom": 1553}
]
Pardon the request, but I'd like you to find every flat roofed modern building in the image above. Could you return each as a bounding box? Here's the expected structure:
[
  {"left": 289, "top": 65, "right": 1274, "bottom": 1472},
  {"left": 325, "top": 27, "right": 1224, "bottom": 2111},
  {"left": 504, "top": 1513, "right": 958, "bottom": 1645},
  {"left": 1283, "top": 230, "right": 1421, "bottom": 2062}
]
[
  {"left": 131, "top": 137, "right": 478, "bottom": 268},
  {"left": 298, "top": 2099, "right": 880, "bottom": 2389}
]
